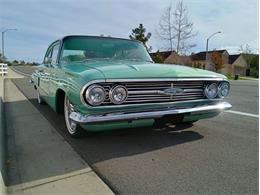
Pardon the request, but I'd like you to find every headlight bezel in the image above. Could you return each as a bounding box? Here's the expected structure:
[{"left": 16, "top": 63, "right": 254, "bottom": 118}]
[
  {"left": 204, "top": 83, "right": 219, "bottom": 99},
  {"left": 85, "top": 84, "right": 106, "bottom": 106},
  {"left": 218, "top": 81, "right": 230, "bottom": 98},
  {"left": 109, "top": 85, "right": 128, "bottom": 104}
]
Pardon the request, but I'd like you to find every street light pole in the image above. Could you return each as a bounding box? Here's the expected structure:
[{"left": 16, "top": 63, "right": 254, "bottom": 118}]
[
  {"left": 1, "top": 32, "right": 4, "bottom": 62},
  {"left": 205, "top": 31, "right": 221, "bottom": 70},
  {"left": 1, "top": 28, "right": 17, "bottom": 62}
]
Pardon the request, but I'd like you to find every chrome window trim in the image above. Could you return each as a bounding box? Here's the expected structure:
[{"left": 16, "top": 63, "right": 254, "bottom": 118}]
[
  {"left": 43, "top": 40, "right": 62, "bottom": 65},
  {"left": 80, "top": 78, "right": 228, "bottom": 108}
]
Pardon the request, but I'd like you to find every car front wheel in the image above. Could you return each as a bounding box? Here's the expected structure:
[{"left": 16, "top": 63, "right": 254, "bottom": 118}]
[{"left": 64, "top": 96, "right": 84, "bottom": 138}]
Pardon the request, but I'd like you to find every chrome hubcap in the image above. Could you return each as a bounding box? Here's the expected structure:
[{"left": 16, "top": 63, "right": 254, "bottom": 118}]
[{"left": 64, "top": 96, "right": 77, "bottom": 134}]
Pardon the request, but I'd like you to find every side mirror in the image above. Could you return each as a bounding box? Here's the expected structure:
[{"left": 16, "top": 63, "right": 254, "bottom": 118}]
[{"left": 44, "top": 57, "right": 51, "bottom": 64}]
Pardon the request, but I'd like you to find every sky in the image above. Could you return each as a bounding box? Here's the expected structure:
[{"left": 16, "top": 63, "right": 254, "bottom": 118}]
[{"left": 0, "top": 0, "right": 259, "bottom": 62}]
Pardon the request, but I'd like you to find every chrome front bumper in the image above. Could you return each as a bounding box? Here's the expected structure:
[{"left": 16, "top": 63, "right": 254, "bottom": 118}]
[{"left": 69, "top": 101, "right": 232, "bottom": 124}]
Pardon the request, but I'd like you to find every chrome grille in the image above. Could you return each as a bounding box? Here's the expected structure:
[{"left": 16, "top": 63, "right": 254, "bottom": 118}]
[{"left": 95, "top": 81, "right": 206, "bottom": 105}]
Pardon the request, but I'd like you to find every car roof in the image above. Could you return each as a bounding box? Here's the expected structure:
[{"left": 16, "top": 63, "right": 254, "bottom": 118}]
[{"left": 60, "top": 35, "right": 141, "bottom": 43}]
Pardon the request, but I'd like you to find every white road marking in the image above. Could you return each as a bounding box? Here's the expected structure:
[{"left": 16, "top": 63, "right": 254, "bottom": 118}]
[{"left": 225, "top": 110, "right": 259, "bottom": 118}]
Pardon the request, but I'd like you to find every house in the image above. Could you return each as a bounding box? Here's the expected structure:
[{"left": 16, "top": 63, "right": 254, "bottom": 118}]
[
  {"left": 164, "top": 51, "right": 192, "bottom": 66},
  {"left": 190, "top": 50, "right": 248, "bottom": 76},
  {"left": 150, "top": 51, "right": 193, "bottom": 66},
  {"left": 190, "top": 50, "right": 229, "bottom": 71},
  {"left": 227, "top": 54, "right": 247, "bottom": 76},
  {"left": 149, "top": 51, "right": 172, "bottom": 62},
  {"left": 150, "top": 49, "right": 248, "bottom": 76}
]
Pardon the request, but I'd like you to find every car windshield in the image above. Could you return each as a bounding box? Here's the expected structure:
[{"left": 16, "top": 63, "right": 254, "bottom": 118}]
[{"left": 60, "top": 36, "right": 153, "bottom": 63}]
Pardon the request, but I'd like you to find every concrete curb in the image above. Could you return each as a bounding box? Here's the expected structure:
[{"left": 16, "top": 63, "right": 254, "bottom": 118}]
[{"left": 0, "top": 78, "right": 7, "bottom": 195}]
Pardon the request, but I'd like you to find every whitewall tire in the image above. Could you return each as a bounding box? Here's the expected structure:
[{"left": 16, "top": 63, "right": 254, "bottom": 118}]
[
  {"left": 37, "top": 91, "right": 45, "bottom": 105},
  {"left": 64, "top": 96, "right": 84, "bottom": 137}
]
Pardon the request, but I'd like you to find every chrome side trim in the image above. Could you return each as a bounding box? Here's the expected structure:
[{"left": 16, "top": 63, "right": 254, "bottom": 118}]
[
  {"left": 69, "top": 101, "right": 232, "bottom": 124},
  {"left": 80, "top": 78, "right": 228, "bottom": 107}
]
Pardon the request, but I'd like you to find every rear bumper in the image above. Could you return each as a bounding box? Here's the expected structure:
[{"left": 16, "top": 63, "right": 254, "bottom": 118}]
[{"left": 69, "top": 101, "right": 232, "bottom": 124}]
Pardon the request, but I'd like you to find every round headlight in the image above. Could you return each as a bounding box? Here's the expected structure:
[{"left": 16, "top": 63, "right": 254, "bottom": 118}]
[
  {"left": 85, "top": 84, "right": 106, "bottom": 106},
  {"left": 218, "top": 82, "right": 230, "bottom": 98},
  {"left": 109, "top": 85, "right": 128, "bottom": 104},
  {"left": 204, "top": 83, "right": 218, "bottom": 99}
]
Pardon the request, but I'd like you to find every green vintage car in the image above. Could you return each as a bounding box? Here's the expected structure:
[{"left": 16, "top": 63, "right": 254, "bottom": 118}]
[{"left": 31, "top": 35, "right": 232, "bottom": 137}]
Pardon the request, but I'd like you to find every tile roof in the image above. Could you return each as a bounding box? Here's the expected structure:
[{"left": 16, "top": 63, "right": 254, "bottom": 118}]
[{"left": 229, "top": 54, "right": 241, "bottom": 64}]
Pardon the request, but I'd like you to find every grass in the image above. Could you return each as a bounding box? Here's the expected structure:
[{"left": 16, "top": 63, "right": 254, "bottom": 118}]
[
  {"left": 227, "top": 75, "right": 234, "bottom": 80},
  {"left": 227, "top": 75, "right": 257, "bottom": 80}
]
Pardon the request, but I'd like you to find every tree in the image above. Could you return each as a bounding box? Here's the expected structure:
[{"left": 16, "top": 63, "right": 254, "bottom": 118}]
[
  {"left": 13, "top": 60, "right": 19, "bottom": 64},
  {"left": 250, "top": 55, "right": 259, "bottom": 77},
  {"left": 0, "top": 53, "right": 6, "bottom": 62},
  {"left": 157, "top": 4, "right": 174, "bottom": 51},
  {"left": 239, "top": 44, "right": 254, "bottom": 76},
  {"left": 157, "top": 0, "right": 197, "bottom": 54},
  {"left": 151, "top": 50, "right": 164, "bottom": 63},
  {"left": 129, "top": 24, "right": 152, "bottom": 51},
  {"left": 211, "top": 51, "right": 224, "bottom": 72}
]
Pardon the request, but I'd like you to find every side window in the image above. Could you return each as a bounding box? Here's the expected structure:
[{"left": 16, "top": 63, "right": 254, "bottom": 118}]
[
  {"left": 47, "top": 49, "right": 52, "bottom": 58},
  {"left": 44, "top": 47, "right": 52, "bottom": 63},
  {"left": 51, "top": 44, "right": 60, "bottom": 65}
]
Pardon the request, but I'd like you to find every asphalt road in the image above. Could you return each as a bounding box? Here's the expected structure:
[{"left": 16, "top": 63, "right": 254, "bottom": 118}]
[
  {"left": 9, "top": 65, "right": 37, "bottom": 76},
  {"left": 10, "top": 66, "right": 259, "bottom": 194}
]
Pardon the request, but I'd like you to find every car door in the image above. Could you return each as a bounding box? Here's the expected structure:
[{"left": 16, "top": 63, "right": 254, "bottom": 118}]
[
  {"left": 48, "top": 42, "right": 61, "bottom": 107},
  {"left": 37, "top": 45, "right": 53, "bottom": 98}
]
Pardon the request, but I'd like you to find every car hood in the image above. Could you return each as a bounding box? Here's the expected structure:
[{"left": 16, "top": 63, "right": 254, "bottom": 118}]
[{"left": 63, "top": 60, "right": 226, "bottom": 80}]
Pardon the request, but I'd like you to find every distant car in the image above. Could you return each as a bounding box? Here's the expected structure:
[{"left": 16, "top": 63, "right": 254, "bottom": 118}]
[{"left": 31, "top": 35, "right": 232, "bottom": 137}]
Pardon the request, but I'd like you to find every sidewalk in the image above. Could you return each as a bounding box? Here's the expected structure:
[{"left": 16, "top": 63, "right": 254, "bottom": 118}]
[
  {"left": 1, "top": 68, "right": 113, "bottom": 194},
  {"left": 0, "top": 78, "right": 6, "bottom": 195},
  {"left": 0, "top": 68, "right": 21, "bottom": 195}
]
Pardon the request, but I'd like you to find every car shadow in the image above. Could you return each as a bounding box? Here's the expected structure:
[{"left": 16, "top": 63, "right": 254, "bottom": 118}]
[
  {"left": 29, "top": 97, "right": 204, "bottom": 165},
  {"left": 12, "top": 78, "right": 204, "bottom": 165}
]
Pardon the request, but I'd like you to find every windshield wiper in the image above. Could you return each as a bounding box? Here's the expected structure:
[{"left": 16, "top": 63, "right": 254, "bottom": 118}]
[
  {"left": 68, "top": 58, "right": 154, "bottom": 63},
  {"left": 124, "top": 59, "right": 154, "bottom": 63},
  {"left": 72, "top": 58, "right": 111, "bottom": 63}
]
